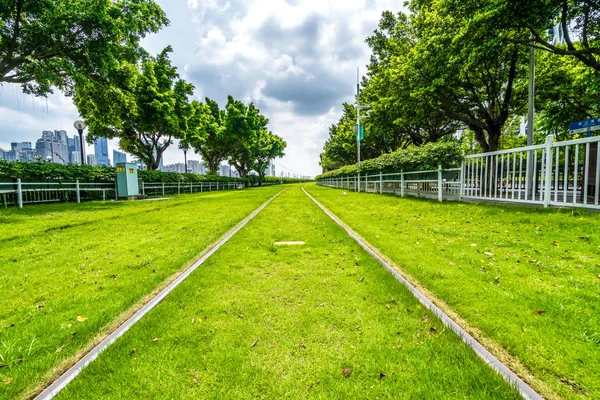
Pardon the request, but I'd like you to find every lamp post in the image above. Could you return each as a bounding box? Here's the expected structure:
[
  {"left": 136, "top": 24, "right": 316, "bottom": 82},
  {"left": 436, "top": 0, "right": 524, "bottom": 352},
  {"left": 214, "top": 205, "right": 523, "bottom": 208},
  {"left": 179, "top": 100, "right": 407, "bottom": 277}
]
[
  {"left": 73, "top": 120, "right": 87, "bottom": 165},
  {"left": 355, "top": 67, "right": 370, "bottom": 193}
]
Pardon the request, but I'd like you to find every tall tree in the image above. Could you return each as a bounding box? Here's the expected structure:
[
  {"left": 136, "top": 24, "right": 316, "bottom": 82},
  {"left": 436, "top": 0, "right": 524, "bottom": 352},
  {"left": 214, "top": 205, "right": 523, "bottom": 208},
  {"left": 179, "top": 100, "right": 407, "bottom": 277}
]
[
  {"left": 252, "top": 130, "right": 286, "bottom": 186},
  {"left": 0, "top": 0, "right": 167, "bottom": 96},
  {"left": 504, "top": 0, "right": 600, "bottom": 72},
  {"left": 225, "top": 97, "right": 269, "bottom": 178},
  {"left": 406, "top": 0, "right": 529, "bottom": 152},
  {"left": 188, "top": 98, "right": 231, "bottom": 174},
  {"left": 75, "top": 47, "right": 194, "bottom": 170}
]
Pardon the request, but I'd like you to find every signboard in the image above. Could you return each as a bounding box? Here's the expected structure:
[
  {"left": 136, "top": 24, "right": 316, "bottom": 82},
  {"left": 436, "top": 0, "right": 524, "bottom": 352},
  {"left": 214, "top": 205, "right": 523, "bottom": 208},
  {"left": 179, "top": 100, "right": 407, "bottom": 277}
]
[
  {"left": 569, "top": 118, "right": 600, "bottom": 136},
  {"left": 356, "top": 126, "right": 364, "bottom": 141}
]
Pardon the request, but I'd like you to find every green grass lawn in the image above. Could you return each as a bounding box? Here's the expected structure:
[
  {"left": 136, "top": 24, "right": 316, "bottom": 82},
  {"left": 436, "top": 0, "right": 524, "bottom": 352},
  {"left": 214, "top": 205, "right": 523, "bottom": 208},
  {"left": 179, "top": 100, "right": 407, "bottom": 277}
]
[
  {"left": 305, "top": 183, "right": 600, "bottom": 399},
  {"left": 0, "top": 186, "right": 281, "bottom": 399},
  {"left": 56, "top": 186, "right": 519, "bottom": 399}
]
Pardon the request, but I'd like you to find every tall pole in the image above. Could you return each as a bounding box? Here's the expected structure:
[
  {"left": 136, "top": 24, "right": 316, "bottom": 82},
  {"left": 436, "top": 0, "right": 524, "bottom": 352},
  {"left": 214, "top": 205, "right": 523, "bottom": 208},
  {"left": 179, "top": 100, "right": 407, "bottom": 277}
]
[
  {"left": 78, "top": 129, "right": 85, "bottom": 165},
  {"left": 526, "top": 33, "right": 535, "bottom": 197},
  {"left": 356, "top": 67, "right": 361, "bottom": 193},
  {"left": 183, "top": 150, "right": 187, "bottom": 173}
]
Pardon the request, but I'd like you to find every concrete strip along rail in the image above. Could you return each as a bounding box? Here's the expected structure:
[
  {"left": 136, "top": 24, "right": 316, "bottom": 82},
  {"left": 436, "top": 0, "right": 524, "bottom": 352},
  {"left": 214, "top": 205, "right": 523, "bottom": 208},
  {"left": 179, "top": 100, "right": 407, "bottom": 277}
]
[
  {"left": 301, "top": 186, "right": 543, "bottom": 400},
  {"left": 34, "top": 189, "right": 286, "bottom": 400}
]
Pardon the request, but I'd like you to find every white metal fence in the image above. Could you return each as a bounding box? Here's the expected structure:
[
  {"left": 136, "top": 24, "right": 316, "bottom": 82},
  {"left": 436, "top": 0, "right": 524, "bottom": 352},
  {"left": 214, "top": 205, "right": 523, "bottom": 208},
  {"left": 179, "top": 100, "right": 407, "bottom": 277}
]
[
  {"left": 0, "top": 180, "right": 245, "bottom": 208},
  {"left": 318, "top": 135, "right": 600, "bottom": 211}
]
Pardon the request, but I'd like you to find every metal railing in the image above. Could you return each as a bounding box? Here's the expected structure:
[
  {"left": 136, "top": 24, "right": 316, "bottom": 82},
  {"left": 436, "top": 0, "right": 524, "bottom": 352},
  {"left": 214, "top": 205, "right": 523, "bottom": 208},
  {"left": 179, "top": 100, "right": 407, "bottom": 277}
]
[
  {"left": 0, "top": 180, "right": 246, "bottom": 208},
  {"left": 319, "top": 165, "right": 461, "bottom": 202},
  {"left": 317, "top": 135, "right": 600, "bottom": 210}
]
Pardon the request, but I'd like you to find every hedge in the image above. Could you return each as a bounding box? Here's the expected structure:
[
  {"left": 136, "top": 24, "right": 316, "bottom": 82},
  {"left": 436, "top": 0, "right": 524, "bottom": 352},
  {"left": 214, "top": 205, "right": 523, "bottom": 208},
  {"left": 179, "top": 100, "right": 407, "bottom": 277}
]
[
  {"left": 316, "top": 142, "right": 463, "bottom": 180},
  {"left": 0, "top": 160, "right": 246, "bottom": 184},
  {"left": 0, "top": 160, "right": 313, "bottom": 185}
]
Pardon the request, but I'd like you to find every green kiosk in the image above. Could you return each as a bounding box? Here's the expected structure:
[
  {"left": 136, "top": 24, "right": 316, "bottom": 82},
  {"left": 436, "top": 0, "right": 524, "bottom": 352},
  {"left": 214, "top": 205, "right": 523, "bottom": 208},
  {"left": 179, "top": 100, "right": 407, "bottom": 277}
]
[{"left": 116, "top": 162, "right": 139, "bottom": 199}]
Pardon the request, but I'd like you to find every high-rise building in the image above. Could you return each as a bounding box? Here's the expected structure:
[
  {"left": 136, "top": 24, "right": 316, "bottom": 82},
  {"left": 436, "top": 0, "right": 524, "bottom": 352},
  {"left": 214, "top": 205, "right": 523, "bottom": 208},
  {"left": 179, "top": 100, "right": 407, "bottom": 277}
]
[
  {"left": 87, "top": 154, "right": 97, "bottom": 166},
  {"left": 35, "top": 130, "right": 68, "bottom": 164},
  {"left": 67, "top": 135, "right": 83, "bottom": 164},
  {"left": 94, "top": 137, "right": 110, "bottom": 166},
  {"left": 113, "top": 150, "right": 127, "bottom": 164},
  {"left": 5, "top": 142, "right": 35, "bottom": 162},
  {"left": 71, "top": 152, "right": 82, "bottom": 165},
  {"left": 220, "top": 164, "right": 231, "bottom": 177}
]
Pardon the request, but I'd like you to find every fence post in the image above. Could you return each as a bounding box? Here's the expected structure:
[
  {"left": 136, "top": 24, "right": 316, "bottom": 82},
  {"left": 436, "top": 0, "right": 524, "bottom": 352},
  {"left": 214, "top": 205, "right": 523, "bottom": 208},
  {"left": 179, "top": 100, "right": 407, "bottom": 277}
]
[
  {"left": 459, "top": 159, "right": 465, "bottom": 201},
  {"left": 141, "top": 181, "right": 145, "bottom": 196},
  {"left": 161, "top": 182, "right": 165, "bottom": 196},
  {"left": 357, "top": 172, "right": 360, "bottom": 192},
  {"left": 17, "top": 178, "right": 23, "bottom": 208},
  {"left": 76, "top": 179, "right": 81, "bottom": 203},
  {"left": 400, "top": 170, "right": 405, "bottom": 197},
  {"left": 438, "top": 164, "right": 443, "bottom": 202},
  {"left": 217, "top": 182, "right": 219, "bottom": 191},
  {"left": 178, "top": 181, "right": 180, "bottom": 194},
  {"left": 379, "top": 172, "right": 383, "bottom": 194},
  {"left": 543, "top": 135, "right": 553, "bottom": 208},
  {"left": 190, "top": 182, "right": 193, "bottom": 193}
]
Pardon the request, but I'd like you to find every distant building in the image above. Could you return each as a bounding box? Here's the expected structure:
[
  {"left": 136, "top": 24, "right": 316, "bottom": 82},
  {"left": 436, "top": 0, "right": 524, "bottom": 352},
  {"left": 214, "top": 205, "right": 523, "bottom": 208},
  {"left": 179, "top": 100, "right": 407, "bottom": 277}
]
[
  {"left": 71, "top": 151, "right": 82, "bottom": 165},
  {"left": 2, "top": 142, "right": 35, "bottom": 162},
  {"left": 219, "top": 164, "right": 231, "bottom": 177},
  {"left": 67, "top": 136, "right": 83, "bottom": 164},
  {"left": 35, "top": 130, "right": 69, "bottom": 164},
  {"left": 113, "top": 150, "right": 127, "bottom": 164},
  {"left": 94, "top": 137, "right": 110, "bottom": 166},
  {"left": 87, "top": 154, "right": 97, "bottom": 166}
]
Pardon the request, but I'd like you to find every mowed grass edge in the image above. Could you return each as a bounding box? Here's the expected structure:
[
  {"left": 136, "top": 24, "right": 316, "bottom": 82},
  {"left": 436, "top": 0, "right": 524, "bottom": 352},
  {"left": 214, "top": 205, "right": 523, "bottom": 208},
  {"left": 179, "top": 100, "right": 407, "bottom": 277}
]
[
  {"left": 56, "top": 186, "right": 520, "bottom": 399},
  {"left": 0, "top": 186, "right": 282, "bottom": 399},
  {"left": 305, "top": 183, "right": 600, "bottom": 400}
]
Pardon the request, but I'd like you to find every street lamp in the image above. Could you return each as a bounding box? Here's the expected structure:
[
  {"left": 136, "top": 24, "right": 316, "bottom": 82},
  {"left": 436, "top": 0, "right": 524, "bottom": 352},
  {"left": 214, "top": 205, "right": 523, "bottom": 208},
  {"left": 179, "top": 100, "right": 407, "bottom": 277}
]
[
  {"left": 355, "top": 67, "right": 370, "bottom": 193},
  {"left": 73, "top": 120, "right": 87, "bottom": 165}
]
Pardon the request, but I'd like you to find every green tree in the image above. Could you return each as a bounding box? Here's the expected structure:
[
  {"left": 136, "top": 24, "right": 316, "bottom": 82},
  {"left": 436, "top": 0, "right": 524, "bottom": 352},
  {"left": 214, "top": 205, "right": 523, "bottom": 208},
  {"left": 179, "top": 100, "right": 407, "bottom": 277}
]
[
  {"left": 252, "top": 130, "right": 286, "bottom": 186},
  {"left": 0, "top": 0, "right": 167, "bottom": 96},
  {"left": 502, "top": 0, "right": 600, "bottom": 72},
  {"left": 363, "top": 11, "right": 459, "bottom": 151},
  {"left": 405, "top": 0, "right": 529, "bottom": 152},
  {"left": 188, "top": 98, "right": 231, "bottom": 174},
  {"left": 75, "top": 47, "right": 194, "bottom": 170},
  {"left": 535, "top": 50, "right": 600, "bottom": 138},
  {"left": 225, "top": 97, "right": 269, "bottom": 178}
]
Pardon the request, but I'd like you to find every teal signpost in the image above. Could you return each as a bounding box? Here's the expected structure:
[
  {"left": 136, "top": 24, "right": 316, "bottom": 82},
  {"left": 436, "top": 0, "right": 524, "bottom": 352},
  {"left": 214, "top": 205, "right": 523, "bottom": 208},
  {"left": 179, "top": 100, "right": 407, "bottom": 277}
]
[{"left": 353, "top": 125, "right": 364, "bottom": 141}]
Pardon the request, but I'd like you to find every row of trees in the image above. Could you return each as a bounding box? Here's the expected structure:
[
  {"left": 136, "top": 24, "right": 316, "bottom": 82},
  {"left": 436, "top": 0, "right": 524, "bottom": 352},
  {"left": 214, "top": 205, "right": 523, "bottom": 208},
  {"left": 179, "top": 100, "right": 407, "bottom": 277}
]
[
  {"left": 0, "top": 1, "right": 285, "bottom": 183},
  {"left": 320, "top": 0, "right": 600, "bottom": 171}
]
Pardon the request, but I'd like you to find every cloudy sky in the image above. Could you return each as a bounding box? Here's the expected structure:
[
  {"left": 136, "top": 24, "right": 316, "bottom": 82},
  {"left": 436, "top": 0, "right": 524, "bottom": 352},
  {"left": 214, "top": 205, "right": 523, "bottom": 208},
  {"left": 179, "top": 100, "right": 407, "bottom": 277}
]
[{"left": 0, "top": 0, "right": 405, "bottom": 177}]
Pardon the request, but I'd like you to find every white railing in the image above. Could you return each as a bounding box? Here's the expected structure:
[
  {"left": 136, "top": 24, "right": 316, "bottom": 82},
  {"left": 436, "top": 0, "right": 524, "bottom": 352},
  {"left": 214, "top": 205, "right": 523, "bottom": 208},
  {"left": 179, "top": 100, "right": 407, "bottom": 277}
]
[
  {"left": 0, "top": 180, "right": 246, "bottom": 208},
  {"left": 319, "top": 165, "right": 461, "bottom": 202},
  {"left": 139, "top": 181, "right": 244, "bottom": 197},
  {"left": 317, "top": 135, "right": 600, "bottom": 210}
]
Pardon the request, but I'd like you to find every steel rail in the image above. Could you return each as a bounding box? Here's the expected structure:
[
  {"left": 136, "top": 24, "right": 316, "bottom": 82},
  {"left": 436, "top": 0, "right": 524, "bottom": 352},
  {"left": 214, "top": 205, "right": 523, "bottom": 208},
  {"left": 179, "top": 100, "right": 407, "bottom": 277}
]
[
  {"left": 34, "top": 189, "right": 286, "bottom": 400},
  {"left": 302, "top": 186, "right": 542, "bottom": 400}
]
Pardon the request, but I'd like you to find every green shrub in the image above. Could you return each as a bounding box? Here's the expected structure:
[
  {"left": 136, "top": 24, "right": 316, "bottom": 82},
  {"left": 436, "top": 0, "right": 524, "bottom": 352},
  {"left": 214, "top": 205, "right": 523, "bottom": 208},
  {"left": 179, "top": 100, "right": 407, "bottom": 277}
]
[
  {"left": 0, "top": 160, "right": 248, "bottom": 185},
  {"left": 316, "top": 142, "right": 463, "bottom": 179}
]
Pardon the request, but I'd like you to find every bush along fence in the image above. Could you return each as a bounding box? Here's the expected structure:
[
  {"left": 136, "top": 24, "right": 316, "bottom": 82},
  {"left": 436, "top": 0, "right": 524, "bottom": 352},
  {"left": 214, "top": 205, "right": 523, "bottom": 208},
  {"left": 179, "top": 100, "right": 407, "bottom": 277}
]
[
  {"left": 0, "top": 161, "right": 312, "bottom": 208},
  {"left": 317, "top": 135, "right": 600, "bottom": 211}
]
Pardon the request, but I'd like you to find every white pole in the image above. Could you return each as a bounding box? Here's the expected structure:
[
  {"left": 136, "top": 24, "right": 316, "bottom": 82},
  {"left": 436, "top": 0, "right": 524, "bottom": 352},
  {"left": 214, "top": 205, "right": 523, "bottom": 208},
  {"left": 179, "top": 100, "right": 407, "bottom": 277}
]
[
  {"left": 76, "top": 179, "right": 81, "bottom": 203},
  {"left": 543, "top": 135, "right": 553, "bottom": 207},
  {"left": 438, "top": 164, "right": 443, "bottom": 202},
  {"left": 17, "top": 178, "right": 23, "bottom": 208},
  {"left": 526, "top": 33, "right": 535, "bottom": 197},
  {"left": 357, "top": 67, "right": 361, "bottom": 193}
]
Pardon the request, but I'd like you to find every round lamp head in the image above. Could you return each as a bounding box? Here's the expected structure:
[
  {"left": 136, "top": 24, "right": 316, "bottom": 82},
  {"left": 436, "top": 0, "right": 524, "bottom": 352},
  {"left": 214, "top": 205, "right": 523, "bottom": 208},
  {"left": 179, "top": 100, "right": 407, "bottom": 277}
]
[{"left": 73, "top": 120, "right": 87, "bottom": 130}]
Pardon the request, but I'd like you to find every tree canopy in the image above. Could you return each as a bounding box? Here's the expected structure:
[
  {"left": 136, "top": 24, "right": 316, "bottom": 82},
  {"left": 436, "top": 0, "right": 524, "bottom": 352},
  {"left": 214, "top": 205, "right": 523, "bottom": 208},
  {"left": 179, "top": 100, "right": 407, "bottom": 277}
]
[
  {"left": 320, "top": 0, "right": 600, "bottom": 173},
  {"left": 74, "top": 47, "right": 194, "bottom": 170},
  {"left": 0, "top": 0, "right": 168, "bottom": 96}
]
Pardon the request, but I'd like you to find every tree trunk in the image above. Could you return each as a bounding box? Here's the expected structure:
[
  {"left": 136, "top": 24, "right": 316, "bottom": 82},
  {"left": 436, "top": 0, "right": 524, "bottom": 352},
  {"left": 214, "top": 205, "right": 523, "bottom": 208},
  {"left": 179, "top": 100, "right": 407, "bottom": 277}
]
[{"left": 487, "top": 124, "right": 501, "bottom": 152}]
